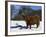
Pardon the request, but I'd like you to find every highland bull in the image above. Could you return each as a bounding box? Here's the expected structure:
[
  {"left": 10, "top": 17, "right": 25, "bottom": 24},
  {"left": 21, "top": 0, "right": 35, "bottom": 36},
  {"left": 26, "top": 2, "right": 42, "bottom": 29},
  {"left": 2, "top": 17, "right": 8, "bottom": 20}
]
[{"left": 23, "top": 15, "right": 40, "bottom": 29}]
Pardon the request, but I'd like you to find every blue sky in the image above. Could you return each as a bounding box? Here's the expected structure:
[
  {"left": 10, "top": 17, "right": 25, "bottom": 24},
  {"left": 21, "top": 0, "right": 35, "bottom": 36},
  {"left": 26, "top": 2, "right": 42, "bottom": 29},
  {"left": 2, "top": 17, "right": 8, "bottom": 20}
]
[{"left": 31, "top": 6, "right": 41, "bottom": 10}]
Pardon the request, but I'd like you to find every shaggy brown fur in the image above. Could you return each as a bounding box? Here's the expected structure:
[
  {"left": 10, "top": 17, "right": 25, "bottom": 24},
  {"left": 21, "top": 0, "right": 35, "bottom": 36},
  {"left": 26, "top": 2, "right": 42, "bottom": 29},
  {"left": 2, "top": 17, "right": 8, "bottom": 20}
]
[{"left": 23, "top": 15, "right": 40, "bottom": 29}]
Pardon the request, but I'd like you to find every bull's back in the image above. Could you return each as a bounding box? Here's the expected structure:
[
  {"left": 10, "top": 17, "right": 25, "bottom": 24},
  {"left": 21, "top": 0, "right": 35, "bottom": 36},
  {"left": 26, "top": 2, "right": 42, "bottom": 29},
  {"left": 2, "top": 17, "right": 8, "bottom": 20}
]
[{"left": 32, "top": 16, "right": 40, "bottom": 24}]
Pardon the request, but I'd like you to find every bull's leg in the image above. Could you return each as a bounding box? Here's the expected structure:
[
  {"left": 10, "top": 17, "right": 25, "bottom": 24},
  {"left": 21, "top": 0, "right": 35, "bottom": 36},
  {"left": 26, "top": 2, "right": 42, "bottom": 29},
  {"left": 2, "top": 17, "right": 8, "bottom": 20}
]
[
  {"left": 26, "top": 24, "right": 28, "bottom": 29},
  {"left": 37, "top": 22, "right": 39, "bottom": 28},
  {"left": 30, "top": 25, "right": 31, "bottom": 29}
]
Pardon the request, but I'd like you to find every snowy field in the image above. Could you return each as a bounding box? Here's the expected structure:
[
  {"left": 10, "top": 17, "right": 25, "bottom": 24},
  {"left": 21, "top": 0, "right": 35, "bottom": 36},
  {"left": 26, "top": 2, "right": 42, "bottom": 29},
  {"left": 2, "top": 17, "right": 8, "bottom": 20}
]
[{"left": 9, "top": 21, "right": 44, "bottom": 35}]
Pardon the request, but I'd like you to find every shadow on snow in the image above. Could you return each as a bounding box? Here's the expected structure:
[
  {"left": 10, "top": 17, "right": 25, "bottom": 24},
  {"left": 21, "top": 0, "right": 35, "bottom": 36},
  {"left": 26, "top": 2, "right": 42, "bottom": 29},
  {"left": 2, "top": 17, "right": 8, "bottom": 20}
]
[{"left": 10, "top": 25, "right": 28, "bottom": 29}]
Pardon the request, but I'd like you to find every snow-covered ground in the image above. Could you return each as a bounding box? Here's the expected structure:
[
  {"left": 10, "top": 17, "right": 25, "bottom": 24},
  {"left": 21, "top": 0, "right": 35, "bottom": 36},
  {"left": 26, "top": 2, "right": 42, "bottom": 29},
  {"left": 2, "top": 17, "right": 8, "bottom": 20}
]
[{"left": 10, "top": 21, "right": 44, "bottom": 35}]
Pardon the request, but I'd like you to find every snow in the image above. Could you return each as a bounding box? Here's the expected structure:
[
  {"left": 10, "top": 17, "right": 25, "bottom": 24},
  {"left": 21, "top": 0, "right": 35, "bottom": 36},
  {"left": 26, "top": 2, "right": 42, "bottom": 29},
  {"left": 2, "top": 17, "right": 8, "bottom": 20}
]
[{"left": 10, "top": 21, "right": 44, "bottom": 35}]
